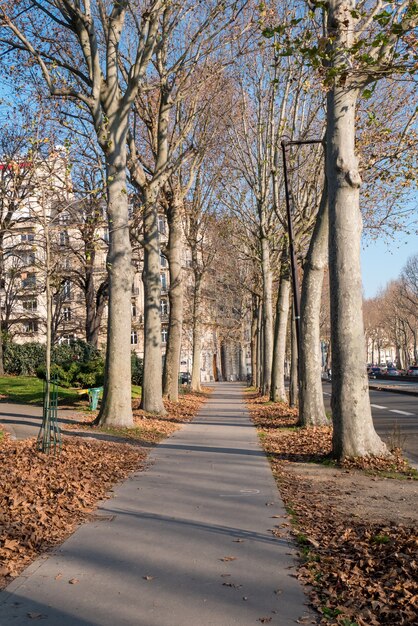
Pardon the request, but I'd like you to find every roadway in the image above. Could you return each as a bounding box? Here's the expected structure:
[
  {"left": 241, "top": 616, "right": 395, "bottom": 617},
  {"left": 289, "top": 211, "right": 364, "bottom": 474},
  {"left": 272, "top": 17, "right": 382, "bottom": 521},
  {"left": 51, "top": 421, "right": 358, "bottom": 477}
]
[{"left": 322, "top": 381, "right": 418, "bottom": 465}]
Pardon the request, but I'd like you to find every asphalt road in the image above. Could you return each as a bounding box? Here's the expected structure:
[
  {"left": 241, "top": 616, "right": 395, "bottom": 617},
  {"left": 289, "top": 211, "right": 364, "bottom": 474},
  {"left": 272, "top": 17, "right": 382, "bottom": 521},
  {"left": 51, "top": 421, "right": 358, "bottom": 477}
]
[{"left": 322, "top": 381, "right": 418, "bottom": 465}]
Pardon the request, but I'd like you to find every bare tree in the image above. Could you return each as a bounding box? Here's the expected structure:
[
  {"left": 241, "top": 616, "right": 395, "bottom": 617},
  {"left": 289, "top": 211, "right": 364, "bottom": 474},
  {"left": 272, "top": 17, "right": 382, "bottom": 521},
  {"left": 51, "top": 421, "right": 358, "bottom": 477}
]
[
  {"left": 308, "top": 0, "right": 417, "bottom": 457},
  {"left": 1, "top": 1, "right": 165, "bottom": 427}
]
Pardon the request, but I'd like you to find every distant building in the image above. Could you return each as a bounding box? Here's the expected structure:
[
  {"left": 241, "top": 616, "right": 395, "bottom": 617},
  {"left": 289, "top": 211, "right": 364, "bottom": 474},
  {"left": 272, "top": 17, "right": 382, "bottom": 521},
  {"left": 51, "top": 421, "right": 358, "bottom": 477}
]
[{"left": 0, "top": 152, "right": 249, "bottom": 382}]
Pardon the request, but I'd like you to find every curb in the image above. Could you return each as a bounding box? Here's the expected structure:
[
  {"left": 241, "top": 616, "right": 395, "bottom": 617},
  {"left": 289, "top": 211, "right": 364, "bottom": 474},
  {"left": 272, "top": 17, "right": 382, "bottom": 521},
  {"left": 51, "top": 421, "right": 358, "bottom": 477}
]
[{"left": 368, "top": 384, "right": 418, "bottom": 398}]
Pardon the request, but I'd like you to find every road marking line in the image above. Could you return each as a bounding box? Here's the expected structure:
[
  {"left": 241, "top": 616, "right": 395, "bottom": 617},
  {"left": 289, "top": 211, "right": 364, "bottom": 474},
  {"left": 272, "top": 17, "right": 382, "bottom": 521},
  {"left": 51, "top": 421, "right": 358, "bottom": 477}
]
[
  {"left": 389, "top": 409, "right": 414, "bottom": 416},
  {"left": 371, "top": 404, "right": 387, "bottom": 410}
]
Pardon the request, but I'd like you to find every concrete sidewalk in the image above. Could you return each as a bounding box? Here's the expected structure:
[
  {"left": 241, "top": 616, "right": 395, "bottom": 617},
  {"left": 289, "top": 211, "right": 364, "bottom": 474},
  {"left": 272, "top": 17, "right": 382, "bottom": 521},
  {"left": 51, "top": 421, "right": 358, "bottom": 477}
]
[
  {"left": 0, "top": 383, "right": 314, "bottom": 625},
  {"left": 0, "top": 401, "right": 80, "bottom": 441}
]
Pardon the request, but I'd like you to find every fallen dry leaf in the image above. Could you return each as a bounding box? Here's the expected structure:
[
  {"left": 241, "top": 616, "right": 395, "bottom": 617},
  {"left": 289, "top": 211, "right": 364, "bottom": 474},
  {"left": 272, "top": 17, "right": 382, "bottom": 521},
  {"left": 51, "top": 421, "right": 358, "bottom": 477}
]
[
  {"left": 68, "top": 578, "right": 79, "bottom": 584},
  {"left": 0, "top": 390, "right": 210, "bottom": 592},
  {"left": 245, "top": 392, "right": 418, "bottom": 626},
  {"left": 220, "top": 556, "right": 237, "bottom": 562}
]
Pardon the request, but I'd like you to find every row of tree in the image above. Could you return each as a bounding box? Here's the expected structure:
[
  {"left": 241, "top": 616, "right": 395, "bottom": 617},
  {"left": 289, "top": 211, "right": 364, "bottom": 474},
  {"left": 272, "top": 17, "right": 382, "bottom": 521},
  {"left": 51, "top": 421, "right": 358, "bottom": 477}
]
[
  {"left": 0, "top": 1, "right": 417, "bottom": 459},
  {"left": 364, "top": 253, "right": 418, "bottom": 368}
]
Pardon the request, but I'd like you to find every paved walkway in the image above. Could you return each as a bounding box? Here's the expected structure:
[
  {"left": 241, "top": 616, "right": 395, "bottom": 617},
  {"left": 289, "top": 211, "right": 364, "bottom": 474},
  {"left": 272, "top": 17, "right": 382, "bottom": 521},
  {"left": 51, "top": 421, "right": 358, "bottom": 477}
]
[
  {"left": 0, "top": 383, "right": 313, "bottom": 625},
  {"left": 0, "top": 402, "right": 80, "bottom": 441}
]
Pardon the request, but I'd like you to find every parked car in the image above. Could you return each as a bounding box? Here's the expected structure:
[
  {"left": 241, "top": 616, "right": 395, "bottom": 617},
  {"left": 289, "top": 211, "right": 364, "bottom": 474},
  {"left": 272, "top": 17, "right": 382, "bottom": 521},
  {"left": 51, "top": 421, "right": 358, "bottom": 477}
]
[
  {"left": 179, "top": 372, "right": 191, "bottom": 384},
  {"left": 368, "top": 366, "right": 384, "bottom": 378},
  {"left": 407, "top": 366, "right": 418, "bottom": 377},
  {"left": 385, "top": 367, "right": 401, "bottom": 376}
]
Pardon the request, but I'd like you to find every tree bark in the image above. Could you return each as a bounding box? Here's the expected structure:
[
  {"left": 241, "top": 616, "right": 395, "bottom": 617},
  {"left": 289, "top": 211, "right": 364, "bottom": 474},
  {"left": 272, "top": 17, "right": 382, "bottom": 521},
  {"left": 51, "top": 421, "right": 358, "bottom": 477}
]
[
  {"left": 85, "top": 271, "right": 108, "bottom": 349},
  {"left": 0, "top": 251, "right": 4, "bottom": 375},
  {"left": 163, "top": 196, "right": 184, "bottom": 401},
  {"left": 327, "top": 0, "right": 387, "bottom": 458},
  {"left": 270, "top": 262, "right": 291, "bottom": 402},
  {"left": 250, "top": 297, "right": 258, "bottom": 387},
  {"left": 299, "top": 184, "right": 328, "bottom": 426},
  {"left": 261, "top": 235, "right": 273, "bottom": 395},
  {"left": 239, "top": 341, "right": 247, "bottom": 381},
  {"left": 289, "top": 307, "right": 298, "bottom": 408},
  {"left": 97, "top": 145, "right": 133, "bottom": 427},
  {"left": 191, "top": 274, "right": 202, "bottom": 392},
  {"left": 141, "top": 187, "right": 166, "bottom": 414}
]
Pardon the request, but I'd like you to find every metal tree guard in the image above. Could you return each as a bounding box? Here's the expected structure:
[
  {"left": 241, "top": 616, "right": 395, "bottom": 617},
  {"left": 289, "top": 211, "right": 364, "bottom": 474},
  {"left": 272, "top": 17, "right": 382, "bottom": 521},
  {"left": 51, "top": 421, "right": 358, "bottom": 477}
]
[{"left": 37, "top": 374, "right": 62, "bottom": 454}]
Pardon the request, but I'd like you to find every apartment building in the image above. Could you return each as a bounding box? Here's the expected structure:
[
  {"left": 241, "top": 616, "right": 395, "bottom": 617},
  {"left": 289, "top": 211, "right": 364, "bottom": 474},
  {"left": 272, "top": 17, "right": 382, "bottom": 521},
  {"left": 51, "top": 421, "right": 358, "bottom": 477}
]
[{"left": 1, "top": 151, "right": 246, "bottom": 382}]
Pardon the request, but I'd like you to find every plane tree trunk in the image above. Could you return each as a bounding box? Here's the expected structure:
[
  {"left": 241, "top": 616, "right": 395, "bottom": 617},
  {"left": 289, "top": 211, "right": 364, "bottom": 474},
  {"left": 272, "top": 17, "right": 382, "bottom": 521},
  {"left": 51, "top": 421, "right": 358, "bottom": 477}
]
[
  {"left": 270, "top": 258, "right": 291, "bottom": 402},
  {"left": 142, "top": 187, "right": 166, "bottom": 414},
  {"left": 289, "top": 307, "right": 298, "bottom": 408},
  {"left": 327, "top": 0, "right": 387, "bottom": 458},
  {"left": 261, "top": 235, "right": 273, "bottom": 395},
  {"left": 163, "top": 194, "right": 184, "bottom": 401},
  {"left": 299, "top": 184, "right": 328, "bottom": 426},
  {"left": 97, "top": 142, "right": 134, "bottom": 427}
]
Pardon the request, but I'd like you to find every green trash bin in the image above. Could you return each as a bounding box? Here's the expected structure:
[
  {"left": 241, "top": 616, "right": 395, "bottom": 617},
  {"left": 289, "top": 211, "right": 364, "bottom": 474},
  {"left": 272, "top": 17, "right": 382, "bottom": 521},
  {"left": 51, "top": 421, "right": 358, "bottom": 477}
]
[{"left": 88, "top": 386, "right": 103, "bottom": 410}]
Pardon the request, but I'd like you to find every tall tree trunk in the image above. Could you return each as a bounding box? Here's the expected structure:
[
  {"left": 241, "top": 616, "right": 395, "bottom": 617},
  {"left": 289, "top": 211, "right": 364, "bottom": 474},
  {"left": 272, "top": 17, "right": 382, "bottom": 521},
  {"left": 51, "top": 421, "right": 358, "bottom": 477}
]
[
  {"left": 191, "top": 274, "right": 202, "bottom": 392},
  {"left": 261, "top": 236, "right": 273, "bottom": 395},
  {"left": 239, "top": 340, "right": 247, "bottom": 381},
  {"left": 250, "top": 297, "right": 258, "bottom": 386},
  {"left": 299, "top": 185, "right": 328, "bottom": 426},
  {"left": 85, "top": 271, "right": 108, "bottom": 348},
  {"left": 141, "top": 187, "right": 166, "bottom": 414},
  {"left": 97, "top": 145, "right": 133, "bottom": 427},
  {"left": 289, "top": 307, "right": 298, "bottom": 408},
  {"left": 270, "top": 262, "right": 291, "bottom": 402},
  {"left": 0, "top": 253, "right": 4, "bottom": 375},
  {"left": 256, "top": 304, "right": 262, "bottom": 390},
  {"left": 163, "top": 197, "right": 184, "bottom": 401},
  {"left": 258, "top": 306, "right": 264, "bottom": 391},
  {"left": 327, "top": 0, "right": 387, "bottom": 458}
]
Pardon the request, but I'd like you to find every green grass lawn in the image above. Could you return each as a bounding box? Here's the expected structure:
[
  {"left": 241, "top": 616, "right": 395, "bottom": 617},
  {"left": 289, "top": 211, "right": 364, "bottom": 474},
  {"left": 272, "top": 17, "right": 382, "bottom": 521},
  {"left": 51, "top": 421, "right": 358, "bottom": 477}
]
[
  {"left": 0, "top": 376, "right": 81, "bottom": 405},
  {"left": 0, "top": 376, "right": 141, "bottom": 406}
]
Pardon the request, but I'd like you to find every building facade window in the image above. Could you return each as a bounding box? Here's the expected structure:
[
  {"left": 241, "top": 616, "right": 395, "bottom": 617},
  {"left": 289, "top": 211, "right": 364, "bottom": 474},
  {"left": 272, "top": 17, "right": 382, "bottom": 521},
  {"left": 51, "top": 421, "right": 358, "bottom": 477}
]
[
  {"left": 62, "top": 279, "right": 71, "bottom": 300},
  {"left": 18, "top": 251, "right": 35, "bottom": 266},
  {"left": 160, "top": 253, "right": 167, "bottom": 268},
  {"left": 160, "top": 299, "right": 168, "bottom": 316},
  {"left": 131, "top": 330, "right": 138, "bottom": 345},
  {"left": 161, "top": 327, "right": 168, "bottom": 344},
  {"left": 21, "top": 232, "right": 35, "bottom": 243},
  {"left": 22, "top": 298, "right": 37, "bottom": 311},
  {"left": 131, "top": 302, "right": 137, "bottom": 318},
  {"left": 58, "top": 212, "right": 70, "bottom": 225},
  {"left": 22, "top": 273, "right": 36, "bottom": 289},
  {"left": 60, "top": 230, "right": 70, "bottom": 247},
  {"left": 63, "top": 306, "right": 71, "bottom": 321},
  {"left": 158, "top": 217, "right": 166, "bottom": 234},
  {"left": 23, "top": 320, "right": 38, "bottom": 333},
  {"left": 160, "top": 273, "right": 167, "bottom": 291}
]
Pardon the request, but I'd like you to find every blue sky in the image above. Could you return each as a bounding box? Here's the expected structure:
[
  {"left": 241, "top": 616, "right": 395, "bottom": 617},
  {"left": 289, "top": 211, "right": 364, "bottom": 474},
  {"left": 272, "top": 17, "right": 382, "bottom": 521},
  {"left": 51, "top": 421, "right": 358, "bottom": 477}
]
[{"left": 361, "top": 230, "right": 418, "bottom": 299}]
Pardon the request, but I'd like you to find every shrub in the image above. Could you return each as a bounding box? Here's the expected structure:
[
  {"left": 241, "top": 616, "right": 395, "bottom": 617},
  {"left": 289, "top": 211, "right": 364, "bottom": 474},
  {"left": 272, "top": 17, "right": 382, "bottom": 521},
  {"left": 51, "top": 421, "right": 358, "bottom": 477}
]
[
  {"left": 6, "top": 339, "right": 138, "bottom": 389},
  {"left": 4, "top": 342, "right": 45, "bottom": 375},
  {"left": 131, "top": 352, "right": 143, "bottom": 386}
]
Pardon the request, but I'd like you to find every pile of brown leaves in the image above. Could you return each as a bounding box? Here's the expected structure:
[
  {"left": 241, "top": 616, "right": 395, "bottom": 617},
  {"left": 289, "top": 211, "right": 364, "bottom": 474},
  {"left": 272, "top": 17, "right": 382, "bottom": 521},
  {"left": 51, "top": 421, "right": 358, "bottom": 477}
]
[
  {"left": 245, "top": 392, "right": 418, "bottom": 625},
  {"left": 0, "top": 438, "right": 146, "bottom": 589},
  {"left": 248, "top": 394, "right": 299, "bottom": 429},
  {"left": 0, "top": 388, "right": 210, "bottom": 591},
  {"left": 64, "top": 389, "right": 210, "bottom": 445},
  {"left": 130, "top": 389, "right": 211, "bottom": 443},
  {"left": 279, "top": 471, "right": 418, "bottom": 626}
]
